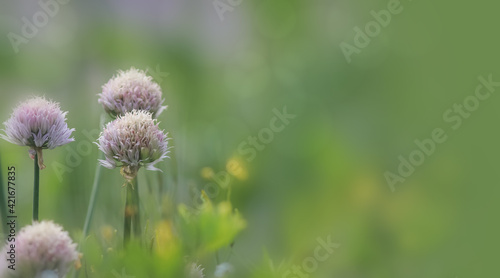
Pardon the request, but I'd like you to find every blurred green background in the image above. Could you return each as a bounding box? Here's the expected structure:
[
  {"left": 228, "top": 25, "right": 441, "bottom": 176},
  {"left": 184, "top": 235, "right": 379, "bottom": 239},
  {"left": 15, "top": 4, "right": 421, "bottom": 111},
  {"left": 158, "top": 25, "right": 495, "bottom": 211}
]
[{"left": 0, "top": 0, "right": 498, "bottom": 277}]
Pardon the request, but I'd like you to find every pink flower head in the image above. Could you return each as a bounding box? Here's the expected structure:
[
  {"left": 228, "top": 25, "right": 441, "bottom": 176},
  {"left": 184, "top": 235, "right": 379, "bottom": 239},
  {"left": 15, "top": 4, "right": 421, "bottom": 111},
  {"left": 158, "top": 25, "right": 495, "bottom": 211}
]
[
  {"left": 0, "top": 221, "right": 79, "bottom": 278},
  {"left": 97, "top": 110, "right": 169, "bottom": 181},
  {"left": 98, "top": 67, "right": 167, "bottom": 118},
  {"left": 1, "top": 96, "right": 75, "bottom": 169}
]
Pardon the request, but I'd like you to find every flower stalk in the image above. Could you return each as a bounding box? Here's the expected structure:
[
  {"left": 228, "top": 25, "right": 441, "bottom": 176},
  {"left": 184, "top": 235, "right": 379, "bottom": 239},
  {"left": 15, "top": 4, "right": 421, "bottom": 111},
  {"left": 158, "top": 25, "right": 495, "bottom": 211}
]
[
  {"left": 81, "top": 151, "right": 104, "bottom": 243},
  {"left": 81, "top": 114, "right": 106, "bottom": 243},
  {"left": 132, "top": 177, "right": 141, "bottom": 238},
  {"left": 33, "top": 151, "right": 40, "bottom": 221},
  {"left": 124, "top": 177, "right": 141, "bottom": 245},
  {"left": 124, "top": 182, "right": 133, "bottom": 244}
]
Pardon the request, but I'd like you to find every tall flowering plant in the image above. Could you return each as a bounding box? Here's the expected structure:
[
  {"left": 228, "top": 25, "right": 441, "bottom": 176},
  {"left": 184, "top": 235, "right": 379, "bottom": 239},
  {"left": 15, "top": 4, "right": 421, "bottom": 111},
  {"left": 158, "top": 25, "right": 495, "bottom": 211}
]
[
  {"left": 1, "top": 96, "right": 74, "bottom": 221},
  {"left": 81, "top": 67, "right": 168, "bottom": 246},
  {"left": 97, "top": 110, "right": 169, "bottom": 242}
]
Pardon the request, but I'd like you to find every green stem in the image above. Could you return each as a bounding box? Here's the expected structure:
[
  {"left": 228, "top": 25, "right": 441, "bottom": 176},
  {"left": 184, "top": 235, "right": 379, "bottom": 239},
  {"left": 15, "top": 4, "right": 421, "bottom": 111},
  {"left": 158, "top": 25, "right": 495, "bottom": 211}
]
[
  {"left": 145, "top": 170, "right": 153, "bottom": 194},
  {"left": 81, "top": 152, "right": 103, "bottom": 244},
  {"left": 72, "top": 154, "right": 103, "bottom": 278},
  {"left": 157, "top": 170, "right": 164, "bottom": 205},
  {"left": 81, "top": 114, "right": 106, "bottom": 242},
  {"left": 132, "top": 177, "right": 141, "bottom": 238},
  {"left": 33, "top": 152, "right": 40, "bottom": 222},
  {"left": 73, "top": 115, "right": 106, "bottom": 278},
  {"left": 124, "top": 183, "right": 133, "bottom": 244}
]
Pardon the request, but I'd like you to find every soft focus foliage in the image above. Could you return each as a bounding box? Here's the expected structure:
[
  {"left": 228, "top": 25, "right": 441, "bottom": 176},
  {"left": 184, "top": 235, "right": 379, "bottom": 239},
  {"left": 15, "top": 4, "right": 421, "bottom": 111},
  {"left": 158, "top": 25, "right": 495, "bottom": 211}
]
[
  {"left": 1, "top": 0, "right": 498, "bottom": 277},
  {"left": 78, "top": 196, "right": 246, "bottom": 277},
  {"left": 178, "top": 195, "right": 247, "bottom": 254}
]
